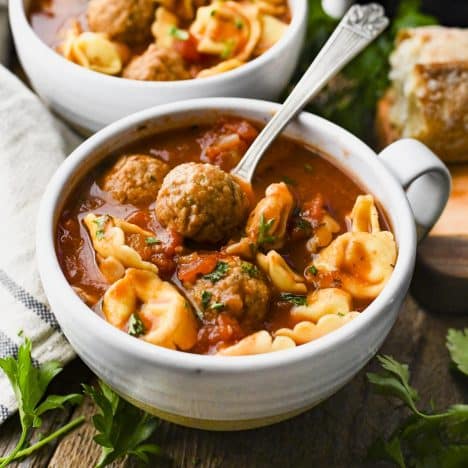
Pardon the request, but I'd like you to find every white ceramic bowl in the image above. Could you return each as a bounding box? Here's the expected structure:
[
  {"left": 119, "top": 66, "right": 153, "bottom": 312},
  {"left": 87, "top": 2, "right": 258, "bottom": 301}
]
[
  {"left": 36, "top": 98, "right": 450, "bottom": 430},
  {"left": 10, "top": 0, "right": 307, "bottom": 134}
]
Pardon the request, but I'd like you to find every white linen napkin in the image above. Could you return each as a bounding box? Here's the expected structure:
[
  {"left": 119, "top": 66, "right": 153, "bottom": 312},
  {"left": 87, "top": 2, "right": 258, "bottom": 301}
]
[{"left": 0, "top": 63, "right": 83, "bottom": 423}]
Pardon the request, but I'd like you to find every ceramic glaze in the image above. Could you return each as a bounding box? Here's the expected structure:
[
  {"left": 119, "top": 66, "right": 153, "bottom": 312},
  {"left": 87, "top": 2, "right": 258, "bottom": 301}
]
[
  {"left": 36, "top": 99, "right": 450, "bottom": 430},
  {"left": 10, "top": 0, "right": 307, "bottom": 134}
]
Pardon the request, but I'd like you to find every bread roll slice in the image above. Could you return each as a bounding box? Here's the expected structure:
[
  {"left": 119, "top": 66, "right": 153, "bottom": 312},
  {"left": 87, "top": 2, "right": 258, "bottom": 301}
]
[{"left": 376, "top": 26, "right": 468, "bottom": 163}]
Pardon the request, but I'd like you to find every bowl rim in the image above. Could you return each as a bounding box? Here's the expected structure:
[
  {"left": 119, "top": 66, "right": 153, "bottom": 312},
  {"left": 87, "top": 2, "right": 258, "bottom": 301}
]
[
  {"left": 12, "top": 0, "right": 307, "bottom": 88},
  {"left": 36, "top": 97, "right": 417, "bottom": 373}
]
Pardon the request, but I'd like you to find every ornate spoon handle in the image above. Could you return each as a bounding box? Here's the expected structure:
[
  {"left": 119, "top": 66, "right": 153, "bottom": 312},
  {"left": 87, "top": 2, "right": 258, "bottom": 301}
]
[{"left": 232, "top": 3, "right": 389, "bottom": 183}]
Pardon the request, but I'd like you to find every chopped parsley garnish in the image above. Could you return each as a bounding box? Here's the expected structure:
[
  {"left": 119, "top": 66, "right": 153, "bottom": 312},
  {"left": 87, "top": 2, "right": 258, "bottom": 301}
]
[
  {"left": 258, "top": 214, "right": 276, "bottom": 245},
  {"left": 128, "top": 313, "right": 146, "bottom": 337},
  {"left": 93, "top": 215, "right": 109, "bottom": 240},
  {"left": 210, "top": 9, "right": 217, "bottom": 16},
  {"left": 169, "top": 25, "right": 189, "bottom": 41},
  {"left": 201, "top": 290, "right": 212, "bottom": 310},
  {"left": 307, "top": 265, "right": 318, "bottom": 276},
  {"left": 241, "top": 262, "right": 260, "bottom": 278},
  {"left": 145, "top": 236, "right": 161, "bottom": 245},
  {"left": 304, "top": 163, "right": 313, "bottom": 173},
  {"left": 203, "top": 261, "right": 229, "bottom": 283},
  {"left": 282, "top": 175, "right": 297, "bottom": 185},
  {"left": 210, "top": 302, "right": 224, "bottom": 310},
  {"left": 279, "top": 293, "right": 307, "bottom": 306},
  {"left": 296, "top": 217, "right": 312, "bottom": 231},
  {"left": 235, "top": 18, "right": 244, "bottom": 29},
  {"left": 221, "top": 39, "right": 236, "bottom": 59}
]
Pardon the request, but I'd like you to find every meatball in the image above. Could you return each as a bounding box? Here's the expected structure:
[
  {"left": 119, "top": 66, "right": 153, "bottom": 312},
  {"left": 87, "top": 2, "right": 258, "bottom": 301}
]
[
  {"left": 155, "top": 162, "right": 250, "bottom": 243},
  {"left": 87, "top": 0, "right": 155, "bottom": 45},
  {"left": 122, "top": 45, "right": 190, "bottom": 81},
  {"left": 182, "top": 254, "right": 270, "bottom": 325},
  {"left": 101, "top": 154, "right": 170, "bottom": 205}
]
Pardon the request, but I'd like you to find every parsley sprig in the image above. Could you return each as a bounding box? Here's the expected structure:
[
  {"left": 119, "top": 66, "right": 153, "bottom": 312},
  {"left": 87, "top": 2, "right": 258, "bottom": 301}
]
[
  {"left": 203, "top": 261, "right": 229, "bottom": 283},
  {"left": 258, "top": 214, "right": 276, "bottom": 246},
  {"left": 447, "top": 328, "right": 468, "bottom": 376},
  {"left": 93, "top": 215, "right": 109, "bottom": 240},
  {"left": 128, "top": 313, "right": 146, "bottom": 337},
  {"left": 279, "top": 293, "right": 307, "bottom": 306},
  {"left": 169, "top": 25, "right": 189, "bottom": 41},
  {"left": 83, "top": 381, "right": 162, "bottom": 468},
  {"left": 366, "top": 330, "right": 468, "bottom": 467},
  {"left": 241, "top": 262, "right": 260, "bottom": 278},
  {"left": 0, "top": 337, "right": 84, "bottom": 467}
]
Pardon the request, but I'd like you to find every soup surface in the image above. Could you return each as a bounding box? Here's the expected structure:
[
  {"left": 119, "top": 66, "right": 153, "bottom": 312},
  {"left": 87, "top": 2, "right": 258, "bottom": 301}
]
[
  {"left": 56, "top": 117, "right": 397, "bottom": 355},
  {"left": 29, "top": 0, "right": 290, "bottom": 80}
]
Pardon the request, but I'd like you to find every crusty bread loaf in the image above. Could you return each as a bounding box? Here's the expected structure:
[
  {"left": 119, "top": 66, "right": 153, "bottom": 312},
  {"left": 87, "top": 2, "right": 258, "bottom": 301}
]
[{"left": 376, "top": 26, "right": 468, "bottom": 163}]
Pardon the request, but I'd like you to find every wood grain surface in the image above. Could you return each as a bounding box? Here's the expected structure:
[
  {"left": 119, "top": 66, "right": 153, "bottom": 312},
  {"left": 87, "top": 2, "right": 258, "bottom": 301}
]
[
  {"left": 411, "top": 165, "right": 468, "bottom": 315},
  {"left": 1, "top": 295, "right": 466, "bottom": 468}
]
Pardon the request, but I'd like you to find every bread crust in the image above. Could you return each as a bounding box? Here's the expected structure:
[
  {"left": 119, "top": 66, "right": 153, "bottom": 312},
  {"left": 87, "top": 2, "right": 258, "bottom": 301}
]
[{"left": 376, "top": 27, "right": 468, "bottom": 163}]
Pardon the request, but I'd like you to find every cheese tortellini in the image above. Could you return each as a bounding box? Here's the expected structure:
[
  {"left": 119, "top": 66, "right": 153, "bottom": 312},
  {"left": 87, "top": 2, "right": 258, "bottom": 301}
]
[
  {"left": 191, "top": 1, "right": 262, "bottom": 77},
  {"left": 60, "top": 29, "right": 125, "bottom": 75},
  {"left": 275, "top": 313, "right": 360, "bottom": 345},
  {"left": 254, "top": 14, "right": 288, "bottom": 56},
  {"left": 257, "top": 250, "right": 306, "bottom": 294},
  {"left": 152, "top": 7, "right": 180, "bottom": 49},
  {"left": 218, "top": 330, "right": 295, "bottom": 356},
  {"left": 84, "top": 213, "right": 158, "bottom": 282},
  {"left": 310, "top": 195, "right": 397, "bottom": 300},
  {"left": 253, "top": 0, "right": 288, "bottom": 16},
  {"left": 306, "top": 213, "right": 341, "bottom": 253},
  {"left": 248, "top": 182, "right": 294, "bottom": 249},
  {"left": 103, "top": 268, "right": 198, "bottom": 350},
  {"left": 290, "top": 288, "right": 353, "bottom": 323}
]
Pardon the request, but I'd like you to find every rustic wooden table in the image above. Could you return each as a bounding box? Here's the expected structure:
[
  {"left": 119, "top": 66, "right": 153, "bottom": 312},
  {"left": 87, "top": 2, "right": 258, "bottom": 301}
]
[
  {"left": 1, "top": 28, "right": 467, "bottom": 468},
  {"left": 1, "top": 294, "right": 466, "bottom": 468}
]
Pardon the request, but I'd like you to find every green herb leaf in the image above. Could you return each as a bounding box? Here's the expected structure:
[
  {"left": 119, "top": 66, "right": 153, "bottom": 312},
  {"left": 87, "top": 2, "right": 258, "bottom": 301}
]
[
  {"left": 367, "top": 355, "right": 420, "bottom": 413},
  {"left": 447, "top": 328, "right": 468, "bottom": 377},
  {"left": 145, "top": 237, "right": 161, "bottom": 245},
  {"left": 203, "top": 261, "right": 229, "bottom": 283},
  {"left": 366, "top": 350, "right": 468, "bottom": 467},
  {"left": 210, "top": 302, "right": 224, "bottom": 310},
  {"left": 241, "top": 262, "right": 260, "bottom": 278},
  {"left": 293, "top": 0, "right": 437, "bottom": 143},
  {"left": 279, "top": 293, "right": 307, "bottom": 306},
  {"left": 128, "top": 313, "right": 146, "bottom": 337},
  {"left": 296, "top": 217, "right": 312, "bottom": 231},
  {"left": 169, "top": 25, "right": 189, "bottom": 41},
  {"left": 93, "top": 215, "right": 109, "bottom": 240},
  {"left": 307, "top": 265, "right": 318, "bottom": 276},
  {"left": 83, "top": 381, "right": 162, "bottom": 468},
  {"left": 0, "top": 337, "right": 83, "bottom": 467},
  {"left": 201, "top": 290, "right": 212, "bottom": 310},
  {"left": 258, "top": 214, "right": 276, "bottom": 246},
  {"left": 220, "top": 39, "right": 236, "bottom": 59},
  {"left": 282, "top": 175, "right": 297, "bottom": 185},
  {"left": 235, "top": 18, "right": 244, "bottom": 29}
]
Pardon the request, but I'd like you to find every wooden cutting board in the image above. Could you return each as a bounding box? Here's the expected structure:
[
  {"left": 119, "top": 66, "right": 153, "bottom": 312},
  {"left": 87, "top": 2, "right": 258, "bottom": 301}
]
[{"left": 411, "top": 164, "right": 468, "bottom": 314}]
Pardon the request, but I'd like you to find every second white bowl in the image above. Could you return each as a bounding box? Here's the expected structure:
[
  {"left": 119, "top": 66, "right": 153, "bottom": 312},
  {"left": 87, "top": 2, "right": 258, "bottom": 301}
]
[{"left": 10, "top": 0, "right": 307, "bottom": 134}]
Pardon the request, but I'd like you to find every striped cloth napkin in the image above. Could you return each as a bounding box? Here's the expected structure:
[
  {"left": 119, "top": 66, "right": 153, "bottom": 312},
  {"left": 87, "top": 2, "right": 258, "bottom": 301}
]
[{"left": 0, "top": 6, "right": 82, "bottom": 423}]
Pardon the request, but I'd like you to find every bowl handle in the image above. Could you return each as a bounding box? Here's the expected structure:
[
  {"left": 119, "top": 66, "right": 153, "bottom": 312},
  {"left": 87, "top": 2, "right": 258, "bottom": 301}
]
[{"left": 378, "top": 139, "right": 451, "bottom": 241}]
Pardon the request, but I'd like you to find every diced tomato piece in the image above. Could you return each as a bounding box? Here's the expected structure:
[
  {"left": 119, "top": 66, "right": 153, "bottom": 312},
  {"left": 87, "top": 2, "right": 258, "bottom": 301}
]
[
  {"left": 302, "top": 194, "right": 325, "bottom": 224},
  {"left": 177, "top": 253, "right": 219, "bottom": 284},
  {"left": 173, "top": 35, "right": 202, "bottom": 63}
]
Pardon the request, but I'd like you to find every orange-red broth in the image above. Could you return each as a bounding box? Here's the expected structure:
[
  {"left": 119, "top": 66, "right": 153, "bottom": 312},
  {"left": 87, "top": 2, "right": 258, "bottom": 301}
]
[{"left": 56, "top": 118, "right": 386, "bottom": 354}]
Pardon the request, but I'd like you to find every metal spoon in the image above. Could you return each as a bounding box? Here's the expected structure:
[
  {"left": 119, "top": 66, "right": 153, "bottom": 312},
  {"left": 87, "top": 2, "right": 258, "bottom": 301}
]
[{"left": 231, "top": 3, "right": 389, "bottom": 183}]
